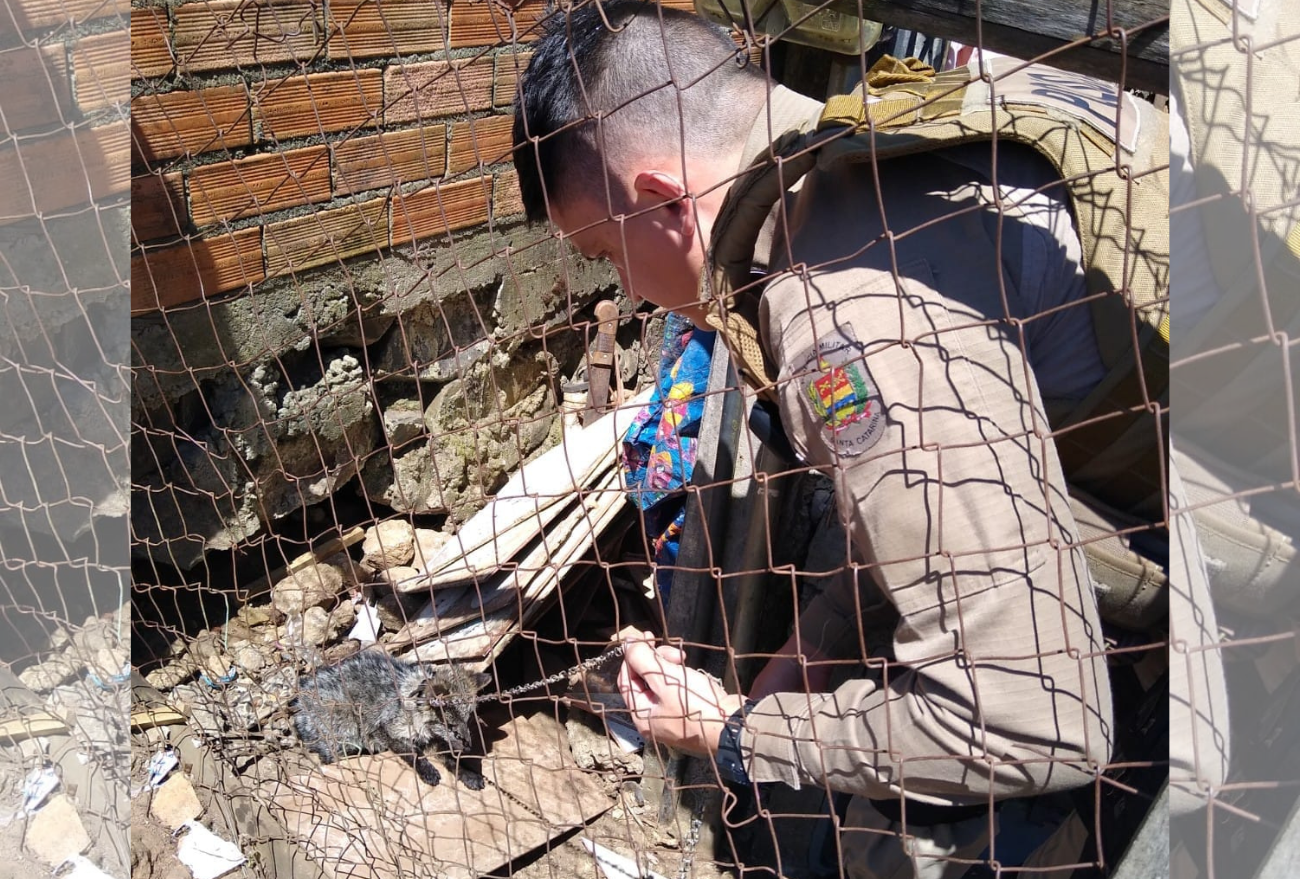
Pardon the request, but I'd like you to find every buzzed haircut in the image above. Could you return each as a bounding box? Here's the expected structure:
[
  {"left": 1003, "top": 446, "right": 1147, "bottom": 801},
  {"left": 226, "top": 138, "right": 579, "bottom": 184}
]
[{"left": 512, "top": 0, "right": 769, "bottom": 224}]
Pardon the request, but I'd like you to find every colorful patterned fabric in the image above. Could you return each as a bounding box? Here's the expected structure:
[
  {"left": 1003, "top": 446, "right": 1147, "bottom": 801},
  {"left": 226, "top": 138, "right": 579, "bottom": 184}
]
[{"left": 621, "top": 312, "right": 716, "bottom": 599}]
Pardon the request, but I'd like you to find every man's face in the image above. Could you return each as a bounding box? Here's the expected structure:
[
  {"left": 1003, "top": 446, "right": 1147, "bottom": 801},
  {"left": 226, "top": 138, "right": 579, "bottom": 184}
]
[{"left": 551, "top": 187, "right": 710, "bottom": 328}]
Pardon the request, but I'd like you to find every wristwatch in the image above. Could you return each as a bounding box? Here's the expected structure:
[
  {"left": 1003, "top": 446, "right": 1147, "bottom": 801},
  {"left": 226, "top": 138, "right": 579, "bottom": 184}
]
[{"left": 715, "top": 698, "right": 757, "bottom": 784}]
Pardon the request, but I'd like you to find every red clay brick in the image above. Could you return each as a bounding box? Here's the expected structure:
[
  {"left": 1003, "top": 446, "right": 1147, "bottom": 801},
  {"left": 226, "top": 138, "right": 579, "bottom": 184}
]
[
  {"left": 131, "top": 8, "right": 175, "bottom": 79},
  {"left": 492, "top": 50, "right": 531, "bottom": 107},
  {"left": 326, "top": 0, "right": 448, "bottom": 60},
  {"left": 492, "top": 170, "right": 523, "bottom": 221},
  {"left": 188, "top": 146, "right": 332, "bottom": 227},
  {"left": 73, "top": 31, "right": 131, "bottom": 113},
  {"left": 0, "top": 121, "right": 129, "bottom": 221},
  {"left": 1, "top": 0, "right": 126, "bottom": 34},
  {"left": 131, "top": 86, "right": 254, "bottom": 164},
  {"left": 173, "top": 0, "right": 323, "bottom": 74},
  {"left": 132, "top": 171, "right": 188, "bottom": 243},
  {"left": 131, "top": 226, "right": 265, "bottom": 312},
  {"left": 264, "top": 197, "right": 388, "bottom": 276},
  {"left": 390, "top": 176, "right": 490, "bottom": 246},
  {"left": 447, "top": 0, "right": 547, "bottom": 49},
  {"left": 448, "top": 115, "right": 514, "bottom": 174},
  {"left": 0, "top": 44, "right": 71, "bottom": 134},
  {"left": 253, "top": 70, "right": 383, "bottom": 142},
  {"left": 332, "top": 124, "right": 447, "bottom": 194},
  {"left": 384, "top": 57, "right": 493, "bottom": 124}
]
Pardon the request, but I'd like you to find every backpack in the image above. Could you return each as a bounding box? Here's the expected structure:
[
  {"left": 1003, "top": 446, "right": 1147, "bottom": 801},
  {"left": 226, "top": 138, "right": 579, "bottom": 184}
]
[{"left": 704, "top": 54, "right": 1171, "bottom": 630}]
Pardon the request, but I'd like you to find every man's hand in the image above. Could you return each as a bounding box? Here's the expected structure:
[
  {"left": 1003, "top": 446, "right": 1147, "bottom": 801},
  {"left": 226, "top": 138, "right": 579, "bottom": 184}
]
[{"left": 616, "top": 628, "right": 744, "bottom": 757}]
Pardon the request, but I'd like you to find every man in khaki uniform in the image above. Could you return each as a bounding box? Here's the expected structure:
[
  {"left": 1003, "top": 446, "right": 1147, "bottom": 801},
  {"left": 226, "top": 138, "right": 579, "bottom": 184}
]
[{"left": 513, "top": 4, "right": 1142, "bottom": 875}]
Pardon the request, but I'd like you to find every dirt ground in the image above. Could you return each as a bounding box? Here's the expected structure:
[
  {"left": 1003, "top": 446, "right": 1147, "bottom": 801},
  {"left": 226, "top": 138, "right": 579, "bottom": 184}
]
[{"left": 130, "top": 797, "right": 190, "bottom": 879}]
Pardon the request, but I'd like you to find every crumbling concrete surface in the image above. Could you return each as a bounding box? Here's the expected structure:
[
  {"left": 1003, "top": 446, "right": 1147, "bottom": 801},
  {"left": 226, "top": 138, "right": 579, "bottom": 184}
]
[{"left": 131, "top": 229, "right": 621, "bottom": 571}]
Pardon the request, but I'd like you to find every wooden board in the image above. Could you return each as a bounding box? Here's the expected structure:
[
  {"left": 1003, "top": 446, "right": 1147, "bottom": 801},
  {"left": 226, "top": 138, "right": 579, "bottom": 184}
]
[{"left": 269, "top": 711, "right": 613, "bottom": 879}]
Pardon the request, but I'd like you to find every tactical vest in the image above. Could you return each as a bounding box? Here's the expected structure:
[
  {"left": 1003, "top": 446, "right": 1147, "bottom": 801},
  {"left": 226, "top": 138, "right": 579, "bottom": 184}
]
[
  {"left": 1170, "top": 0, "right": 1300, "bottom": 618},
  {"left": 704, "top": 54, "right": 1171, "bottom": 630}
]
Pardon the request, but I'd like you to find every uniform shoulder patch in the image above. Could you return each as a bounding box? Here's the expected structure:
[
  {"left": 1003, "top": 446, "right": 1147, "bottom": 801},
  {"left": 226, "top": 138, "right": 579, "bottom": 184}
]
[{"left": 795, "top": 324, "right": 885, "bottom": 457}]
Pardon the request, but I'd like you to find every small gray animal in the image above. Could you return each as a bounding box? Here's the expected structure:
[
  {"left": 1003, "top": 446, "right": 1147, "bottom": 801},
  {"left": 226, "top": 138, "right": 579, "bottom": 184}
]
[{"left": 292, "top": 651, "right": 491, "bottom": 789}]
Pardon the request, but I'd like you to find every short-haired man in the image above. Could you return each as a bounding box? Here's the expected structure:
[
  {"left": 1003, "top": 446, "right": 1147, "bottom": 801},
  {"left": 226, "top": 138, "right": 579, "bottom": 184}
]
[{"left": 514, "top": 4, "right": 1133, "bottom": 876}]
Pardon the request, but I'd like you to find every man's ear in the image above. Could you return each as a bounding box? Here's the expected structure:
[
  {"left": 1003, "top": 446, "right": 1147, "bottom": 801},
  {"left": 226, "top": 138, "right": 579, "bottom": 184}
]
[{"left": 633, "top": 171, "right": 696, "bottom": 239}]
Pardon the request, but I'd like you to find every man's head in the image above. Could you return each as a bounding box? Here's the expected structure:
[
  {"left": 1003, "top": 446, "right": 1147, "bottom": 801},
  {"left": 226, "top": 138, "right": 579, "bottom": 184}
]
[{"left": 513, "top": 1, "right": 769, "bottom": 326}]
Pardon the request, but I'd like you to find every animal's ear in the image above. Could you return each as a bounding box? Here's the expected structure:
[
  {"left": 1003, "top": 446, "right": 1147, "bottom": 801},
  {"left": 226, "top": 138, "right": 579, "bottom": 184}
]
[{"left": 472, "top": 672, "right": 493, "bottom": 691}]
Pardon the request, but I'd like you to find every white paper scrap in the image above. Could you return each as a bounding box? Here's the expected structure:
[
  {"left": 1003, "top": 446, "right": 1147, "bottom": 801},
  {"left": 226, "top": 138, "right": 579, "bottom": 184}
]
[
  {"left": 581, "top": 838, "right": 669, "bottom": 879},
  {"left": 176, "top": 821, "right": 247, "bottom": 879},
  {"left": 347, "top": 600, "right": 381, "bottom": 644}
]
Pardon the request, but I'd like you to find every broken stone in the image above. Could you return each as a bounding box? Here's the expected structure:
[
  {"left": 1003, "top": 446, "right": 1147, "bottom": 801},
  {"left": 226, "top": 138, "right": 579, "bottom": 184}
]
[
  {"left": 374, "top": 590, "right": 426, "bottom": 632},
  {"left": 377, "top": 564, "right": 421, "bottom": 591},
  {"left": 272, "top": 563, "right": 343, "bottom": 615},
  {"left": 300, "top": 606, "right": 331, "bottom": 647},
  {"left": 321, "top": 551, "right": 366, "bottom": 588},
  {"left": 149, "top": 774, "right": 203, "bottom": 831},
  {"left": 382, "top": 401, "right": 427, "bottom": 449},
  {"left": 236, "top": 603, "right": 283, "bottom": 627},
  {"left": 232, "top": 645, "right": 267, "bottom": 675},
  {"left": 412, "top": 528, "right": 450, "bottom": 568},
  {"left": 19, "top": 654, "right": 81, "bottom": 691},
  {"left": 87, "top": 646, "right": 128, "bottom": 682},
  {"left": 24, "top": 794, "right": 91, "bottom": 865},
  {"left": 361, "top": 520, "right": 416, "bottom": 571},
  {"left": 328, "top": 601, "right": 357, "bottom": 639},
  {"left": 146, "top": 657, "right": 197, "bottom": 691},
  {"left": 202, "top": 653, "right": 234, "bottom": 682}
]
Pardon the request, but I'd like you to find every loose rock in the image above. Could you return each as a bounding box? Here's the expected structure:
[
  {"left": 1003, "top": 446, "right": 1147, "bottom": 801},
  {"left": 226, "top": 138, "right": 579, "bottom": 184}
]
[
  {"left": 24, "top": 794, "right": 91, "bottom": 865},
  {"left": 361, "top": 520, "right": 416, "bottom": 571},
  {"left": 272, "top": 564, "right": 343, "bottom": 614},
  {"left": 149, "top": 775, "right": 203, "bottom": 831}
]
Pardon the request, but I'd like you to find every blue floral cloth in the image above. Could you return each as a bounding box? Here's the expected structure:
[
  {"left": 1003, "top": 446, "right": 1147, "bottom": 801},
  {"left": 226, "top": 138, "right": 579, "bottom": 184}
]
[{"left": 620, "top": 312, "right": 716, "bottom": 600}]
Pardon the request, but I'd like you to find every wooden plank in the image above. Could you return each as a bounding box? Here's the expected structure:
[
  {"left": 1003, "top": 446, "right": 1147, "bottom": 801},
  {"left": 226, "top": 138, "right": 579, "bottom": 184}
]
[
  {"left": 131, "top": 171, "right": 187, "bottom": 243},
  {"left": 187, "top": 145, "right": 332, "bottom": 226},
  {"left": 0, "top": 44, "right": 71, "bottom": 134},
  {"left": 173, "top": 0, "right": 323, "bottom": 74},
  {"left": 0, "top": 121, "right": 129, "bottom": 222},
  {"left": 389, "top": 176, "right": 490, "bottom": 245},
  {"left": 131, "top": 7, "right": 175, "bottom": 79},
  {"left": 384, "top": 57, "right": 494, "bottom": 124},
  {"left": 131, "top": 86, "right": 254, "bottom": 164},
  {"left": 331, "top": 124, "right": 448, "bottom": 194},
  {"left": 825, "top": 0, "right": 1169, "bottom": 94},
  {"left": 72, "top": 30, "right": 130, "bottom": 113},
  {"left": 492, "top": 50, "right": 532, "bottom": 107},
  {"left": 130, "top": 227, "right": 265, "bottom": 311},
  {"left": 447, "top": 0, "right": 548, "bottom": 49},
  {"left": 264, "top": 196, "right": 388, "bottom": 276},
  {"left": 271, "top": 710, "right": 612, "bottom": 879},
  {"left": 326, "top": 0, "right": 449, "bottom": 59},
  {"left": 252, "top": 69, "right": 383, "bottom": 141},
  {"left": 448, "top": 114, "right": 514, "bottom": 174}
]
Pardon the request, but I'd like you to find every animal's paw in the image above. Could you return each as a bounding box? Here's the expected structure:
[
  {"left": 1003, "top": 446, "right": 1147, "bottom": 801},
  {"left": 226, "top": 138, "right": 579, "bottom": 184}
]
[
  {"left": 415, "top": 758, "right": 443, "bottom": 786},
  {"left": 459, "top": 769, "right": 485, "bottom": 791}
]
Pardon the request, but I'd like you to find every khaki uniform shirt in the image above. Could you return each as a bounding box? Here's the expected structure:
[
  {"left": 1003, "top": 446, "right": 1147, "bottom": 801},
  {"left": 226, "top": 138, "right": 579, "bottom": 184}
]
[{"left": 734, "top": 86, "right": 1115, "bottom": 805}]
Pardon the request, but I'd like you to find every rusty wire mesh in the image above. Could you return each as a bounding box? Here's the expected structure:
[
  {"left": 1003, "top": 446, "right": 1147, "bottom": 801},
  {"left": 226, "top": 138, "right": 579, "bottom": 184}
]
[
  {"left": 114, "top": 2, "right": 1272, "bottom": 879},
  {"left": 0, "top": 1, "right": 132, "bottom": 877}
]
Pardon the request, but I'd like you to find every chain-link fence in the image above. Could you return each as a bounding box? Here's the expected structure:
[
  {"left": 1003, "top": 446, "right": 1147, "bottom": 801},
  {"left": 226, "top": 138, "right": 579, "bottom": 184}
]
[
  {"left": 0, "top": 1, "right": 131, "bottom": 877},
  {"left": 0, "top": 1, "right": 1265, "bottom": 878}
]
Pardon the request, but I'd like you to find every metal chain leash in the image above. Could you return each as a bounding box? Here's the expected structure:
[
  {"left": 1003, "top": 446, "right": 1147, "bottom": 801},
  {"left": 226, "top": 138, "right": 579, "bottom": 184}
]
[{"left": 428, "top": 643, "right": 626, "bottom": 708}]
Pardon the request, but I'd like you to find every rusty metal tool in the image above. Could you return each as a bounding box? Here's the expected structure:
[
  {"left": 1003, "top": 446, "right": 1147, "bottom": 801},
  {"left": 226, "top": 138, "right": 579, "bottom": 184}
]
[{"left": 583, "top": 299, "right": 621, "bottom": 425}]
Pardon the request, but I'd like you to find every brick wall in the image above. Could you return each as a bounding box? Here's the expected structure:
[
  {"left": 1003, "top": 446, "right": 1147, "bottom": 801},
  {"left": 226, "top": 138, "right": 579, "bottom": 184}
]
[
  {"left": 130, "top": 0, "right": 697, "bottom": 311},
  {"left": 1, "top": 2, "right": 130, "bottom": 224}
]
